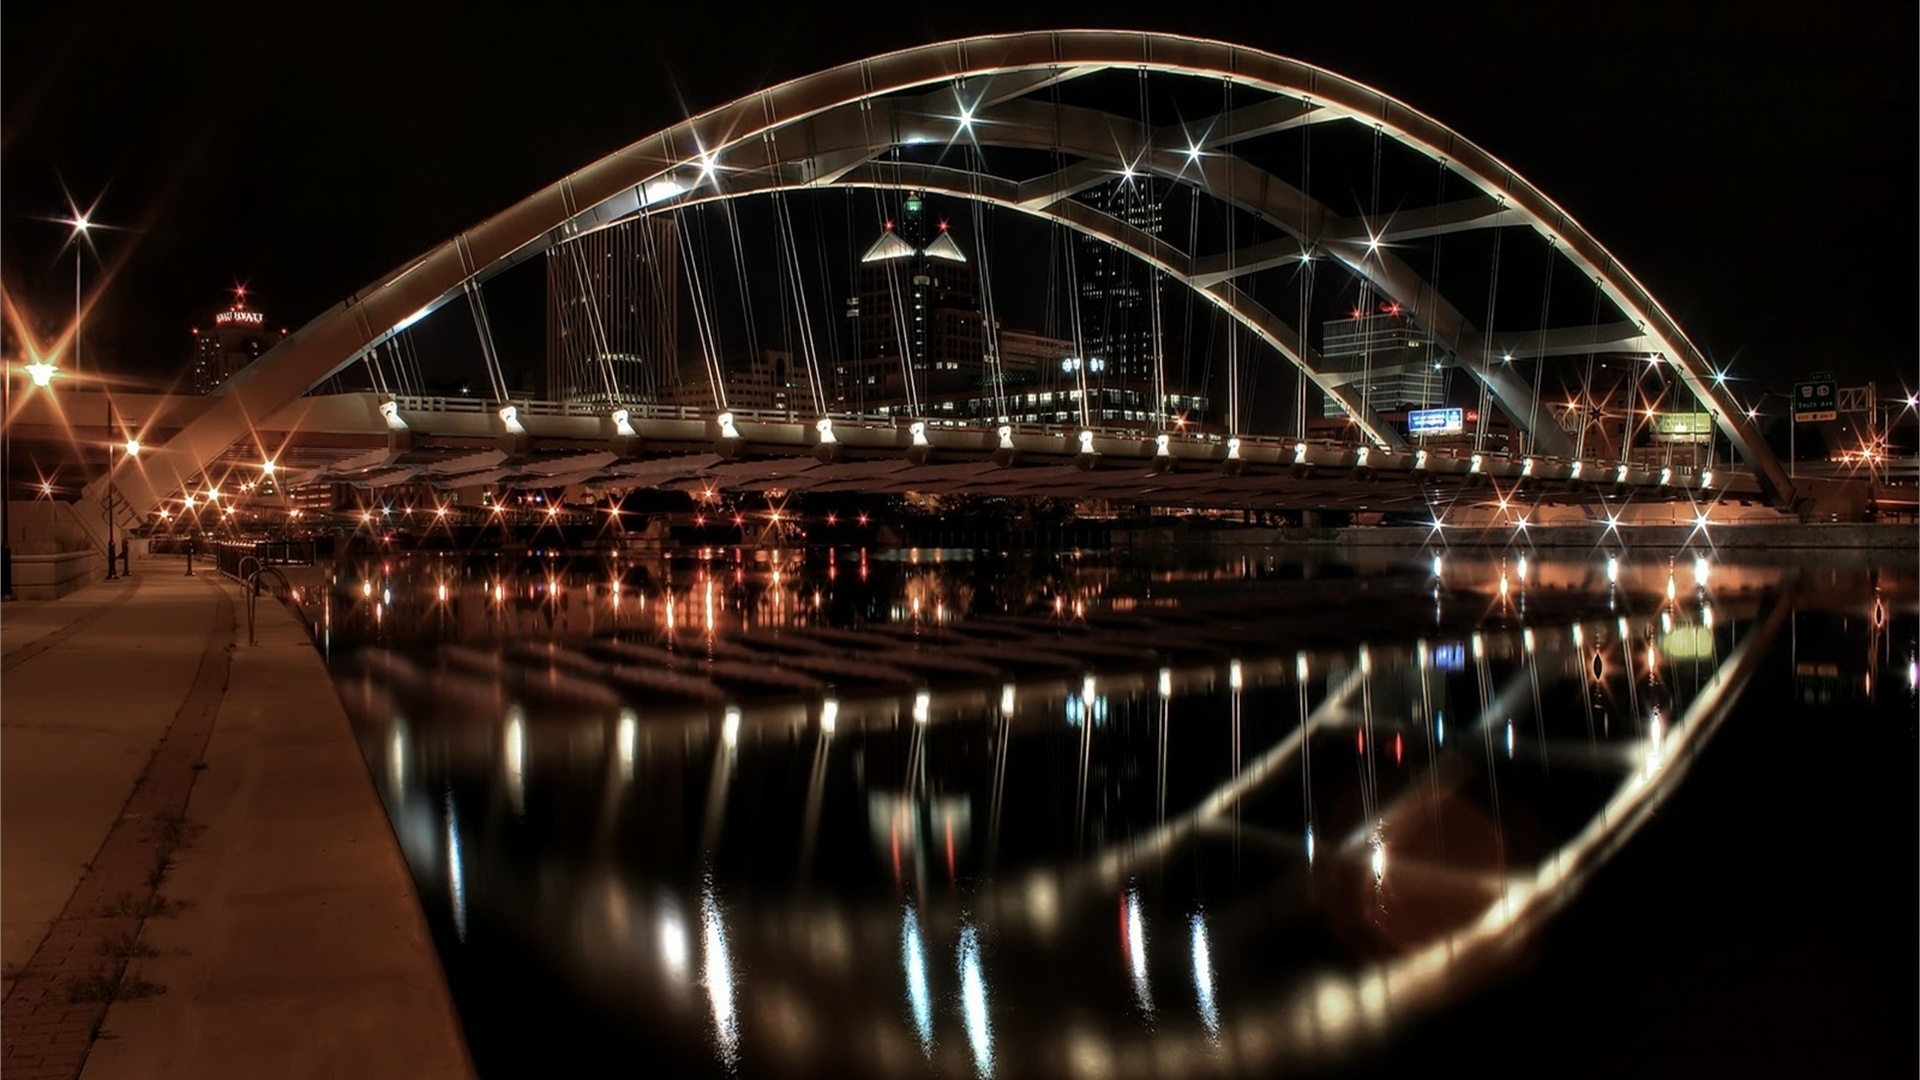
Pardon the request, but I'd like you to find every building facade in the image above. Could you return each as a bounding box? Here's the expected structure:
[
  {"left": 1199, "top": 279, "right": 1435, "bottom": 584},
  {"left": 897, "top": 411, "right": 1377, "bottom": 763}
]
[
  {"left": 1074, "top": 176, "right": 1164, "bottom": 383},
  {"left": 187, "top": 288, "right": 285, "bottom": 395},
  {"left": 841, "top": 193, "right": 984, "bottom": 413}
]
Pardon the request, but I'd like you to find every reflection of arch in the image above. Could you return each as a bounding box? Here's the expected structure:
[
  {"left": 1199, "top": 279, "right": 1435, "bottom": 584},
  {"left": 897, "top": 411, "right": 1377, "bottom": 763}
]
[
  {"left": 371, "top": 600, "right": 1782, "bottom": 1078},
  {"left": 98, "top": 30, "right": 1792, "bottom": 520}
]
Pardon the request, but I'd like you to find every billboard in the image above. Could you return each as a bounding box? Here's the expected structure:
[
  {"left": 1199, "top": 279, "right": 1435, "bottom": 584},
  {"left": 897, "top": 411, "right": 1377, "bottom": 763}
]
[
  {"left": 1652, "top": 412, "right": 1713, "bottom": 444},
  {"left": 1408, "top": 407, "right": 1464, "bottom": 435}
]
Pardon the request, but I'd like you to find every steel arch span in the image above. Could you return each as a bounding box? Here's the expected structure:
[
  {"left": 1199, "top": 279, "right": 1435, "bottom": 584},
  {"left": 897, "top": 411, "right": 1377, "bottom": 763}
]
[{"left": 98, "top": 29, "right": 1794, "bottom": 520}]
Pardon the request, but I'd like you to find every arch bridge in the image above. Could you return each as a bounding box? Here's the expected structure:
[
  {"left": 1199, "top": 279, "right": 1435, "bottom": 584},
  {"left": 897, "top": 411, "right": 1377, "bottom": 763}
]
[{"left": 82, "top": 30, "right": 1816, "bottom": 539}]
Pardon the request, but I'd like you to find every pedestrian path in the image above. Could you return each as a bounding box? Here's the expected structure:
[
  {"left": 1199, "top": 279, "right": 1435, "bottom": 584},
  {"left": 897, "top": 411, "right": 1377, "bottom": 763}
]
[{"left": 0, "top": 557, "right": 473, "bottom": 1080}]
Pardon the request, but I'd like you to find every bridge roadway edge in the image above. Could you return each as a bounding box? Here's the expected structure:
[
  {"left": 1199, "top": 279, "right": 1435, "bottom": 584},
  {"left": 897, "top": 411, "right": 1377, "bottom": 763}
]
[
  {"left": 0, "top": 557, "right": 475, "bottom": 1080},
  {"left": 1113, "top": 521, "right": 1919, "bottom": 552}
]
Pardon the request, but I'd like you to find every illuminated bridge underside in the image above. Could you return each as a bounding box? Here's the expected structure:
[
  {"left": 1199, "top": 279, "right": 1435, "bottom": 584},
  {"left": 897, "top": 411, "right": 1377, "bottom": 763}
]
[
  {"left": 34, "top": 390, "right": 1761, "bottom": 514},
  {"left": 90, "top": 30, "right": 1793, "bottom": 527}
]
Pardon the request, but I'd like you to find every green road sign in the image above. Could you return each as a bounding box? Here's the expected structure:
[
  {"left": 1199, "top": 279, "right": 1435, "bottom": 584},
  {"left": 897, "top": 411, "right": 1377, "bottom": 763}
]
[{"left": 1794, "top": 373, "right": 1836, "bottom": 423}]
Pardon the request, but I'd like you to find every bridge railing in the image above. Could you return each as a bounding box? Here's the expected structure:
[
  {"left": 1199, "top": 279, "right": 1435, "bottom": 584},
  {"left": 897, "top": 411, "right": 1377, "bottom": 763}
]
[{"left": 377, "top": 392, "right": 1750, "bottom": 482}]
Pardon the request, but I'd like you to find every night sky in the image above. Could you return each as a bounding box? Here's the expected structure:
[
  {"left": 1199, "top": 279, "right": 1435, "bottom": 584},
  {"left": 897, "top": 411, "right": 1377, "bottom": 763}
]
[{"left": 4, "top": 0, "right": 1914, "bottom": 398}]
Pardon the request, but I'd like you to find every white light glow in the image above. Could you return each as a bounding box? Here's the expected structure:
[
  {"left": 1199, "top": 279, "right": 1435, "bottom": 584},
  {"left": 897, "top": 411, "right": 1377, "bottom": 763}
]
[
  {"left": 504, "top": 706, "right": 526, "bottom": 812},
  {"left": 1000, "top": 683, "right": 1016, "bottom": 717},
  {"left": 1432, "top": 553, "right": 1444, "bottom": 578},
  {"left": 1124, "top": 888, "right": 1153, "bottom": 1016},
  {"left": 913, "top": 690, "right": 931, "bottom": 724},
  {"left": 1158, "top": 667, "right": 1172, "bottom": 698},
  {"left": 821, "top": 698, "right": 839, "bottom": 735},
  {"left": 445, "top": 793, "right": 467, "bottom": 942},
  {"left": 701, "top": 883, "right": 739, "bottom": 1069},
  {"left": 1607, "top": 555, "right": 1619, "bottom": 584},
  {"left": 659, "top": 904, "right": 691, "bottom": 984},
  {"left": 26, "top": 361, "right": 56, "bottom": 387},
  {"left": 643, "top": 177, "right": 684, "bottom": 205},
  {"left": 617, "top": 709, "right": 637, "bottom": 781},
  {"left": 722, "top": 706, "right": 741, "bottom": 748},
  {"left": 1305, "top": 824, "right": 1316, "bottom": 866},
  {"left": 1229, "top": 659, "right": 1243, "bottom": 691},
  {"left": 1191, "top": 913, "right": 1220, "bottom": 1038},
  {"left": 959, "top": 923, "right": 992, "bottom": 1078},
  {"left": 903, "top": 905, "right": 934, "bottom": 1055}
]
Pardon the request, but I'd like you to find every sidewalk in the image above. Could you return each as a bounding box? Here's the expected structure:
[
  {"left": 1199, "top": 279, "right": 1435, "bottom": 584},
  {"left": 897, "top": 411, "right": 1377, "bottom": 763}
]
[{"left": 1, "top": 557, "right": 474, "bottom": 1080}]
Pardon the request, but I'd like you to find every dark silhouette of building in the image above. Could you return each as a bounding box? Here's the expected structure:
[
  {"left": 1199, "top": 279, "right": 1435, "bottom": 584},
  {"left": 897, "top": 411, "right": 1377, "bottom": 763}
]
[{"left": 546, "top": 215, "right": 680, "bottom": 404}]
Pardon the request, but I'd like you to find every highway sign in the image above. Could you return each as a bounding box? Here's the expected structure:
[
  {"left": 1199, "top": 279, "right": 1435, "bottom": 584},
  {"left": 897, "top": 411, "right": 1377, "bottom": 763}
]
[
  {"left": 1794, "top": 373, "right": 1836, "bottom": 423},
  {"left": 1408, "top": 407, "right": 1464, "bottom": 435}
]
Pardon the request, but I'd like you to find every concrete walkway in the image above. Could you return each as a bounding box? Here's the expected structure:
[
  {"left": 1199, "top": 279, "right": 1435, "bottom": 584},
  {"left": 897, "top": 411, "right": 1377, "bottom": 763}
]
[{"left": 1, "top": 557, "right": 474, "bottom": 1080}]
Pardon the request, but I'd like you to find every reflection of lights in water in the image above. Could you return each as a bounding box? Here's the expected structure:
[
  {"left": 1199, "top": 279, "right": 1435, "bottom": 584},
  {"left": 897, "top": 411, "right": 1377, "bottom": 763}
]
[
  {"left": 1523, "top": 627, "right": 1534, "bottom": 653},
  {"left": 1296, "top": 652, "right": 1309, "bottom": 681},
  {"left": 437, "top": 582, "right": 447, "bottom": 603},
  {"left": 821, "top": 698, "right": 839, "bottom": 735},
  {"left": 1471, "top": 632, "right": 1484, "bottom": 660},
  {"left": 1123, "top": 887, "right": 1152, "bottom": 1016},
  {"left": 1306, "top": 824, "right": 1316, "bottom": 867},
  {"left": 1505, "top": 721, "right": 1514, "bottom": 758},
  {"left": 362, "top": 580, "right": 372, "bottom": 597},
  {"left": 1082, "top": 675, "right": 1097, "bottom": 704},
  {"left": 389, "top": 720, "right": 407, "bottom": 796},
  {"left": 1703, "top": 604, "right": 1714, "bottom": 630},
  {"left": 700, "top": 883, "right": 739, "bottom": 1070},
  {"left": 659, "top": 903, "right": 691, "bottom": 985},
  {"left": 902, "top": 905, "right": 934, "bottom": 1055},
  {"left": 1436, "top": 712, "right": 1445, "bottom": 746},
  {"left": 1229, "top": 659, "right": 1242, "bottom": 690},
  {"left": 1647, "top": 707, "right": 1664, "bottom": 771},
  {"left": 722, "top": 706, "right": 741, "bottom": 748},
  {"left": 1000, "top": 683, "right": 1016, "bottom": 717},
  {"left": 1499, "top": 573, "right": 1509, "bottom": 598},
  {"left": 505, "top": 707, "right": 526, "bottom": 813},
  {"left": 1431, "top": 553, "right": 1443, "bottom": 578},
  {"left": 1666, "top": 573, "right": 1676, "bottom": 601},
  {"left": 1191, "top": 912, "right": 1220, "bottom": 1039},
  {"left": 1606, "top": 555, "right": 1618, "bottom": 584},
  {"left": 1158, "top": 668, "right": 1172, "bottom": 698},
  {"left": 1370, "top": 834, "right": 1387, "bottom": 883},
  {"left": 445, "top": 792, "right": 467, "bottom": 942},
  {"left": 913, "top": 690, "right": 931, "bottom": 724},
  {"left": 1661, "top": 611, "right": 1672, "bottom": 635},
  {"left": 617, "top": 709, "right": 637, "bottom": 781},
  {"left": 1909, "top": 656, "right": 1917, "bottom": 692},
  {"left": 1694, "top": 556, "right": 1710, "bottom": 586},
  {"left": 958, "top": 922, "right": 992, "bottom": 1078},
  {"left": 1517, "top": 554, "right": 1528, "bottom": 583},
  {"left": 383, "top": 587, "right": 391, "bottom": 606}
]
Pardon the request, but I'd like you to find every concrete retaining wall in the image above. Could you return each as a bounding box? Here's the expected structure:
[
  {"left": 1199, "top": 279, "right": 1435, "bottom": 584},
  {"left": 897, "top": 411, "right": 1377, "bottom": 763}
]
[{"left": 10, "top": 549, "right": 105, "bottom": 599}]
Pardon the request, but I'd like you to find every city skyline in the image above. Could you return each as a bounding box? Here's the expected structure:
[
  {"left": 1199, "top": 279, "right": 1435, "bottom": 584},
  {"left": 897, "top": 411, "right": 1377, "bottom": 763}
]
[{"left": 2, "top": 1, "right": 1913, "bottom": 406}]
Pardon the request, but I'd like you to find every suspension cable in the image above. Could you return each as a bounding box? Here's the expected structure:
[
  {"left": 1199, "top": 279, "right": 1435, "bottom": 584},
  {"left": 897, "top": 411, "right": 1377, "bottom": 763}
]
[
  {"left": 1575, "top": 277, "right": 1603, "bottom": 459},
  {"left": 1525, "top": 240, "right": 1557, "bottom": 456},
  {"left": 771, "top": 184, "right": 828, "bottom": 417},
  {"left": 463, "top": 280, "right": 509, "bottom": 403},
  {"left": 677, "top": 205, "right": 728, "bottom": 412},
  {"left": 1295, "top": 103, "right": 1313, "bottom": 440},
  {"left": 967, "top": 141, "right": 1009, "bottom": 424},
  {"left": 1474, "top": 228, "right": 1504, "bottom": 453},
  {"left": 565, "top": 239, "right": 619, "bottom": 404}
]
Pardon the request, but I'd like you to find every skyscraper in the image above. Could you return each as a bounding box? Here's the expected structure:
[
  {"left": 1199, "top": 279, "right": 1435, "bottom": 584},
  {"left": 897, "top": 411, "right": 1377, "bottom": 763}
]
[
  {"left": 545, "top": 215, "right": 680, "bottom": 404},
  {"left": 1317, "top": 307, "right": 1446, "bottom": 418},
  {"left": 1074, "top": 175, "right": 1164, "bottom": 382},
  {"left": 187, "top": 287, "right": 286, "bottom": 395},
  {"left": 841, "top": 192, "right": 983, "bottom": 412}
]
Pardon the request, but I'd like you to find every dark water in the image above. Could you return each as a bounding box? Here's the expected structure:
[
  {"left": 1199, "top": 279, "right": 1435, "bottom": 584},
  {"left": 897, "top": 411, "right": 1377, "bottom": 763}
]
[{"left": 315, "top": 544, "right": 1917, "bottom": 1079}]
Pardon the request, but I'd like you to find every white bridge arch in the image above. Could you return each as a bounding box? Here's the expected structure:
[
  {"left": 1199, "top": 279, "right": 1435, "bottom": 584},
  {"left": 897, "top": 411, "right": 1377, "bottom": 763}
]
[{"left": 101, "top": 29, "right": 1793, "bottom": 519}]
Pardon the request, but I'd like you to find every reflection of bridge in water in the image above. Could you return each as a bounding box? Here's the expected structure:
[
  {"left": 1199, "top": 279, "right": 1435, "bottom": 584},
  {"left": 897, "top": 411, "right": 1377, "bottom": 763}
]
[{"left": 336, "top": 565, "right": 1791, "bottom": 1077}]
